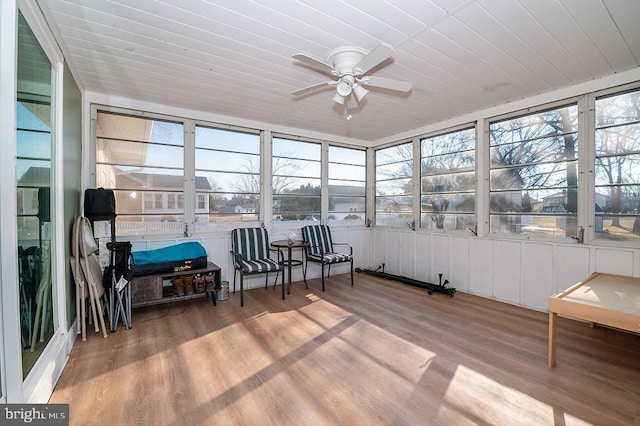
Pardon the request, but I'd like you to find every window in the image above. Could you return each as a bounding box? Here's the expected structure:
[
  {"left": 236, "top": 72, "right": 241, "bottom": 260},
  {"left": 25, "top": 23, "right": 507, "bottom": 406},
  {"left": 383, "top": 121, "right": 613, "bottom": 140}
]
[
  {"left": 194, "top": 126, "right": 260, "bottom": 227},
  {"left": 489, "top": 104, "right": 579, "bottom": 238},
  {"left": 328, "top": 145, "right": 366, "bottom": 222},
  {"left": 594, "top": 89, "right": 640, "bottom": 243},
  {"left": 272, "top": 138, "right": 321, "bottom": 221},
  {"left": 375, "top": 142, "right": 413, "bottom": 227},
  {"left": 96, "top": 111, "right": 184, "bottom": 235},
  {"left": 421, "top": 128, "right": 475, "bottom": 231}
]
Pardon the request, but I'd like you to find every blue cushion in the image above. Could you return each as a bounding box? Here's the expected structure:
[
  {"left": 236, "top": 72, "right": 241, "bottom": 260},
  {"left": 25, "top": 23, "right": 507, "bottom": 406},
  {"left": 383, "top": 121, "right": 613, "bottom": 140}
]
[{"left": 131, "top": 242, "right": 206, "bottom": 266}]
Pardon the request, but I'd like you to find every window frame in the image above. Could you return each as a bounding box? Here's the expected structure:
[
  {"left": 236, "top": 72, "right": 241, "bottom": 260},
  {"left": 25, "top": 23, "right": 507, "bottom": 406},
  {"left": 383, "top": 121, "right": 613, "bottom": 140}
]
[
  {"left": 486, "top": 99, "right": 581, "bottom": 241},
  {"left": 419, "top": 125, "right": 477, "bottom": 233}
]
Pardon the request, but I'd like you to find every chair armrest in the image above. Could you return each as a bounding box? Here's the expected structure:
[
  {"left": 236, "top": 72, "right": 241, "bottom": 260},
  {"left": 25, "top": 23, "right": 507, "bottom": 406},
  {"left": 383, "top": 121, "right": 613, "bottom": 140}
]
[
  {"left": 332, "top": 242, "right": 352, "bottom": 256},
  {"left": 230, "top": 250, "right": 243, "bottom": 264}
]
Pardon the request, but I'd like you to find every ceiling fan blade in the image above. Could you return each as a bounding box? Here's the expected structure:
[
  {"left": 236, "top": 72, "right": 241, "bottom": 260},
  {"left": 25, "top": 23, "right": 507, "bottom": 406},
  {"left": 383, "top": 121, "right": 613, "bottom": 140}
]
[
  {"left": 353, "top": 43, "right": 394, "bottom": 76},
  {"left": 293, "top": 54, "right": 337, "bottom": 76},
  {"left": 291, "top": 81, "right": 335, "bottom": 96},
  {"left": 361, "top": 76, "right": 412, "bottom": 92}
]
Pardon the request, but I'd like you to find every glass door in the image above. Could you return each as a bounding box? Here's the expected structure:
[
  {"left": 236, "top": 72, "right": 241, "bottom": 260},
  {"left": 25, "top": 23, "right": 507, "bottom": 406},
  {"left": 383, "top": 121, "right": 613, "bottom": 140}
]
[{"left": 16, "top": 11, "right": 57, "bottom": 378}]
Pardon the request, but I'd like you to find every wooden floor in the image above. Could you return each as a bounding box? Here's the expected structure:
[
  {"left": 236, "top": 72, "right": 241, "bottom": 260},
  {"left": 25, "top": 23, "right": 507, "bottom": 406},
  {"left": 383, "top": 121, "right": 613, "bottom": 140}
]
[{"left": 50, "top": 273, "right": 640, "bottom": 425}]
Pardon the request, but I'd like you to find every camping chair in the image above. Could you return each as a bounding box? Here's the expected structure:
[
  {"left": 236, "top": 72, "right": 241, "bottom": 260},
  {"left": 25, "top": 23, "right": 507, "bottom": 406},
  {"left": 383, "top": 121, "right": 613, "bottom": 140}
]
[
  {"left": 230, "top": 227, "right": 284, "bottom": 307},
  {"left": 78, "top": 217, "right": 109, "bottom": 338},
  {"left": 105, "top": 241, "right": 133, "bottom": 332},
  {"left": 70, "top": 216, "right": 91, "bottom": 341},
  {"left": 301, "top": 225, "right": 354, "bottom": 291}
]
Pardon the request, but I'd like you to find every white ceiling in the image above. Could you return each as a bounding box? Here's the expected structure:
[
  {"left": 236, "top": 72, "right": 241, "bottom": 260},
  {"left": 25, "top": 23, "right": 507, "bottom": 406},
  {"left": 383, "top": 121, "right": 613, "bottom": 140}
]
[{"left": 37, "top": 0, "right": 640, "bottom": 142}]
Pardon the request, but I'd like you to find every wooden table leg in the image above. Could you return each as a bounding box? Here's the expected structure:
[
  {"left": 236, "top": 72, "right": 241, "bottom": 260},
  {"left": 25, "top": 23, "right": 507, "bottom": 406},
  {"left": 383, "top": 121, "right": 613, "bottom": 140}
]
[{"left": 548, "top": 311, "right": 557, "bottom": 368}]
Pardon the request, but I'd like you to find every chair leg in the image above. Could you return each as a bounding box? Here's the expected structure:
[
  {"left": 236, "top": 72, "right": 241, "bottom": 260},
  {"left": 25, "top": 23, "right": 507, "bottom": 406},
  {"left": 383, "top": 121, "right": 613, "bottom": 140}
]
[
  {"left": 233, "top": 269, "right": 237, "bottom": 293},
  {"left": 302, "top": 257, "right": 308, "bottom": 289},
  {"left": 321, "top": 262, "right": 325, "bottom": 292},
  {"left": 265, "top": 273, "right": 269, "bottom": 289},
  {"left": 350, "top": 259, "right": 354, "bottom": 286},
  {"left": 240, "top": 273, "right": 244, "bottom": 307}
]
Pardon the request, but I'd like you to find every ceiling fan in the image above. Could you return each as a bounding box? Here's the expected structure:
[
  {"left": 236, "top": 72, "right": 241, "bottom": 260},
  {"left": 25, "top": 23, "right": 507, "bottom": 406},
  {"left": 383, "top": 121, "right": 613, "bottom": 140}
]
[{"left": 291, "top": 43, "right": 413, "bottom": 109}]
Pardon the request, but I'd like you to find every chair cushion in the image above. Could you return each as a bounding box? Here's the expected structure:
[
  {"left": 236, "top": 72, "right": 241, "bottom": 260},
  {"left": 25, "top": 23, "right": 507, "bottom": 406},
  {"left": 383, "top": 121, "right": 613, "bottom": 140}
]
[
  {"left": 236, "top": 258, "right": 282, "bottom": 274},
  {"left": 308, "top": 252, "right": 352, "bottom": 264},
  {"left": 302, "top": 225, "right": 333, "bottom": 256},
  {"left": 232, "top": 227, "right": 270, "bottom": 261}
]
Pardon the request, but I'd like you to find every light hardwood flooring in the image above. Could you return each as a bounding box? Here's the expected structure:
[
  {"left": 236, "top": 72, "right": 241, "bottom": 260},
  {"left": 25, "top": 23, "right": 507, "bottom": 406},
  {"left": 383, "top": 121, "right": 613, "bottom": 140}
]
[{"left": 50, "top": 273, "right": 640, "bottom": 425}]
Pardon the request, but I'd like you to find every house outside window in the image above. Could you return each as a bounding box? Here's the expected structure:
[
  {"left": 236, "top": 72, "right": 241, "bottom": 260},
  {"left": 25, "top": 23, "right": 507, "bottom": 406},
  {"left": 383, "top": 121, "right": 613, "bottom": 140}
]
[
  {"left": 375, "top": 142, "right": 413, "bottom": 227},
  {"left": 95, "top": 110, "right": 185, "bottom": 235},
  {"left": 420, "top": 127, "right": 475, "bottom": 231},
  {"left": 594, "top": 89, "right": 640, "bottom": 243},
  {"left": 194, "top": 125, "right": 260, "bottom": 228},
  {"left": 489, "top": 104, "right": 579, "bottom": 238}
]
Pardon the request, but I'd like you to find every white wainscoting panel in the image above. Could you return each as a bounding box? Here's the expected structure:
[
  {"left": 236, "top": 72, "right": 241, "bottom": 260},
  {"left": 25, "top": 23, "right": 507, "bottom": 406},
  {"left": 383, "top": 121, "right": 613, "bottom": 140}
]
[
  {"left": 493, "top": 240, "right": 522, "bottom": 305},
  {"left": 594, "top": 247, "right": 635, "bottom": 276},
  {"left": 522, "top": 243, "right": 554, "bottom": 310},
  {"left": 469, "top": 238, "right": 494, "bottom": 297},
  {"left": 449, "top": 236, "right": 470, "bottom": 292},
  {"left": 555, "top": 244, "right": 591, "bottom": 294}
]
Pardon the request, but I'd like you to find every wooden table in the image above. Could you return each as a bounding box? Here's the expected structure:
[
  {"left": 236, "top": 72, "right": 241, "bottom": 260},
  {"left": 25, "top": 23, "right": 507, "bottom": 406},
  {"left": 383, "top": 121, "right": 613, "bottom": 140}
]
[
  {"left": 548, "top": 272, "right": 640, "bottom": 367},
  {"left": 271, "top": 239, "right": 309, "bottom": 299}
]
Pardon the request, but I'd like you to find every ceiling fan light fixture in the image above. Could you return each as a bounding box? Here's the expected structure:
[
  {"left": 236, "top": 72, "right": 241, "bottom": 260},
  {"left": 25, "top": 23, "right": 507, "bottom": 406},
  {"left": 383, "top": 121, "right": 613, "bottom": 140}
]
[
  {"left": 352, "top": 83, "right": 369, "bottom": 102},
  {"left": 336, "top": 78, "right": 352, "bottom": 97},
  {"left": 332, "top": 92, "right": 345, "bottom": 105}
]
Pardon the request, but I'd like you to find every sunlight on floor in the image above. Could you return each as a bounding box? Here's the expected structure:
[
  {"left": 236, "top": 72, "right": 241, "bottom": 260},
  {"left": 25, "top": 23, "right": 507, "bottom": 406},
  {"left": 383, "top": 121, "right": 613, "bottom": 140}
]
[{"left": 443, "top": 365, "right": 553, "bottom": 424}]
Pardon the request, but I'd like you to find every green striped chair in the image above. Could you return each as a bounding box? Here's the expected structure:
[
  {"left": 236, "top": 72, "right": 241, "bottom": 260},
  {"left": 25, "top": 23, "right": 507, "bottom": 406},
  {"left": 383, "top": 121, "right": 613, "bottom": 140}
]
[
  {"left": 301, "top": 225, "right": 353, "bottom": 291},
  {"left": 231, "top": 227, "right": 284, "bottom": 307}
]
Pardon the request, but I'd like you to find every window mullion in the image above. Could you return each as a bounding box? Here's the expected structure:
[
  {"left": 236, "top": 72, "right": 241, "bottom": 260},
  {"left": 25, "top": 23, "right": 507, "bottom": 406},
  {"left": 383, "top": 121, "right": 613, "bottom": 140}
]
[{"left": 184, "top": 120, "right": 195, "bottom": 236}]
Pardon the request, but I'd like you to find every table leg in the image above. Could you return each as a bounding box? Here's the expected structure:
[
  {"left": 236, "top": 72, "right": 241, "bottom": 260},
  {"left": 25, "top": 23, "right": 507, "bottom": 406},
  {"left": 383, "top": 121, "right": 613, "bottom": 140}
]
[
  {"left": 548, "top": 311, "right": 557, "bottom": 368},
  {"left": 287, "top": 246, "right": 292, "bottom": 295}
]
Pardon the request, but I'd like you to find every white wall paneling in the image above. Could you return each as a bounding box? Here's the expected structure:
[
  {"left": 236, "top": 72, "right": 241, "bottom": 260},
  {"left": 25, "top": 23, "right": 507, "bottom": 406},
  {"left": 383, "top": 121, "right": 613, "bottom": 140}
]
[{"left": 374, "top": 227, "right": 639, "bottom": 312}]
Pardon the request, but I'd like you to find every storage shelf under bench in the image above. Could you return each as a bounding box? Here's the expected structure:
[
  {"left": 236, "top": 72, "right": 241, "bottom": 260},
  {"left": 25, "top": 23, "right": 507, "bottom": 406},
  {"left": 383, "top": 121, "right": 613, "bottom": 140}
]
[{"left": 131, "top": 262, "right": 221, "bottom": 308}]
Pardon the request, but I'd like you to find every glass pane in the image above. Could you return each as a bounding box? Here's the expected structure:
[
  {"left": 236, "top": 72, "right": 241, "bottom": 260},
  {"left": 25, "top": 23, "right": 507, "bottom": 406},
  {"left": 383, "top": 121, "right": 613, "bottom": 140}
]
[
  {"left": 273, "top": 195, "right": 321, "bottom": 221},
  {"left": 376, "top": 178, "right": 412, "bottom": 196},
  {"left": 422, "top": 171, "right": 475, "bottom": 193},
  {"left": 196, "top": 170, "right": 259, "bottom": 194},
  {"left": 329, "top": 180, "right": 365, "bottom": 196},
  {"left": 490, "top": 189, "right": 578, "bottom": 214},
  {"left": 421, "top": 128, "right": 475, "bottom": 156},
  {"left": 595, "top": 122, "right": 640, "bottom": 152},
  {"left": 196, "top": 150, "right": 259, "bottom": 173},
  {"left": 273, "top": 138, "right": 321, "bottom": 160},
  {"left": 376, "top": 143, "right": 413, "bottom": 166},
  {"left": 421, "top": 213, "right": 475, "bottom": 231},
  {"left": 375, "top": 161, "right": 412, "bottom": 180},
  {"left": 273, "top": 158, "right": 321, "bottom": 178},
  {"left": 421, "top": 194, "right": 475, "bottom": 214},
  {"left": 97, "top": 113, "right": 183, "bottom": 145},
  {"left": 595, "top": 90, "right": 640, "bottom": 127},
  {"left": 328, "top": 196, "right": 366, "bottom": 217},
  {"left": 490, "top": 161, "right": 578, "bottom": 191},
  {"left": 329, "top": 145, "right": 365, "bottom": 165},
  {"left": 97, "top": 138, "right": 183, "bottom": 168},
  {"left": 329, "top": 162, "right": 365, "bottom": 181},
  {"left": 17, "top": 130, "right": 51, "bottom": 158},
  {"left": 273, "top": 177, "right": 320, "bottom": 195},
  {"left": 489, "top": 105, "right": 578, "bottom": 145},
  {"left": 195, "top": 126, "right": 259, "bottom": 153},
  {"left": 490, "top": 214, "right": 575, "bottom": 238},
  {"left": 421, "top": 151, "right": 475, "bottom": 174}
]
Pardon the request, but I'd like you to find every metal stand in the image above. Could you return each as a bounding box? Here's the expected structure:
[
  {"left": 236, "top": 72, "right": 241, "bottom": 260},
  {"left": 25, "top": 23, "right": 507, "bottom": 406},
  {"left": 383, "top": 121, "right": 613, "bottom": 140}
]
[{"left": 355, "top": 264, "right": 456, "bottom": 296}]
